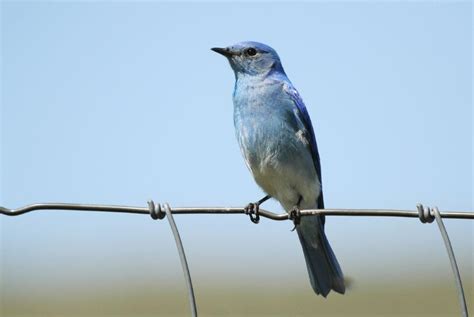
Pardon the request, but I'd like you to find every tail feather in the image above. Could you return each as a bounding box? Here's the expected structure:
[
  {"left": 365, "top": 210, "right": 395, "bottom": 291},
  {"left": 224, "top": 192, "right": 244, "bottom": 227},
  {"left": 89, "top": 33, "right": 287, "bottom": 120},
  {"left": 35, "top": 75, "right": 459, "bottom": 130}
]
[{"left": 296, "top": 215, "right": 345, "bottom": 297}]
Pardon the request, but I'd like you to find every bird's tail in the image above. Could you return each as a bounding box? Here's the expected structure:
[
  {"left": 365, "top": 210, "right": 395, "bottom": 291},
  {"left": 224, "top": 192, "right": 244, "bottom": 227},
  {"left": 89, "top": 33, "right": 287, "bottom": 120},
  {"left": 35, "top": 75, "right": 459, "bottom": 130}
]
[{"left": 296, "top": 215, "right": 345, "bottom": 297}]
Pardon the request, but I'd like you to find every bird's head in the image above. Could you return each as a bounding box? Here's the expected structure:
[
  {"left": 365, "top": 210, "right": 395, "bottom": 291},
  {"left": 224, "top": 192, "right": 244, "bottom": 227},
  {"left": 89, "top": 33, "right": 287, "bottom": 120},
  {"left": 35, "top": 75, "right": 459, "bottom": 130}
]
[{"left": 212, "top": 41, "right": 284, "bottom": 78}]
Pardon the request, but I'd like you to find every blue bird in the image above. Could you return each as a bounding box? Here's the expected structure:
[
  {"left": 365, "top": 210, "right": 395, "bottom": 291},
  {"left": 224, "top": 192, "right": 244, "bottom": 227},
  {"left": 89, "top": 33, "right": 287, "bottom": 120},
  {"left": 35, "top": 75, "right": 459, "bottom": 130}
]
[{"left": 212, "top": 41, "right": 345, "bottom": 297}]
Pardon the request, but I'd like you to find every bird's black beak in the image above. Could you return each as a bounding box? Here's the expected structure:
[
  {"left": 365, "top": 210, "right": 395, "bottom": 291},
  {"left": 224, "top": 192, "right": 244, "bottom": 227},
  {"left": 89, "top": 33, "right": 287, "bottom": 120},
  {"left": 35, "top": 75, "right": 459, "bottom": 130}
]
[{"left": 211, "top": 47, "right": 235, "bottom": 58}]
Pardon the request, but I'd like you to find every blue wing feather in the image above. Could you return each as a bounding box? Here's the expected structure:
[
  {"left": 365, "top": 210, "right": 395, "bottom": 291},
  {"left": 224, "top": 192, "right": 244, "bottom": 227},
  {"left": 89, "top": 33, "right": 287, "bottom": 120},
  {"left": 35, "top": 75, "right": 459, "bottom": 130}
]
[{"left": 284, "top": 84, "right": 325, "bottom": 209}]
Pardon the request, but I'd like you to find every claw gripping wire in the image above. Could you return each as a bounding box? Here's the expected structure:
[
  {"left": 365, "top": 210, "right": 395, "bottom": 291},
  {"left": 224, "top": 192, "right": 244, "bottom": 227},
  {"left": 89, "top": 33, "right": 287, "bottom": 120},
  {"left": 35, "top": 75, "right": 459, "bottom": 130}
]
[
  {"left": 244, "top": 203, "right": 260, "bottom": 224},
  {"left": 1, "top": 201, "right": 473, "bottom": 317},
  {"left": 249, "top": 211, "right": 260, "bottom": 224}
]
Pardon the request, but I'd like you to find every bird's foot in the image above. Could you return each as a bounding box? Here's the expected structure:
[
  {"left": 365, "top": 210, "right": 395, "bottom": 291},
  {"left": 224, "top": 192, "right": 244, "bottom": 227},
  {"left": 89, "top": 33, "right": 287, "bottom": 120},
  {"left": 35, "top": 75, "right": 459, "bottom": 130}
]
[
  {"left": 243, "top": 195, "right": 271, "bottom": 224},
  {"left": 244, "top": 202, "right": 260, "bottom": 224},
  {"left": 289, "top": 206, "right": 302, "bottom": 231}
]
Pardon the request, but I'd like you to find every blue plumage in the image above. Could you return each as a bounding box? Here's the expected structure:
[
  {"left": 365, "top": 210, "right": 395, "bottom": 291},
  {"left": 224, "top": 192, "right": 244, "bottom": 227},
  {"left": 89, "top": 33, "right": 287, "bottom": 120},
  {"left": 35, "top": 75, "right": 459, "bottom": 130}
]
[
  {"left": 212, "top": 41, "right": 345, "bottom": 297},
  {"left": 283, "top": 83, "right": 325, "bottom": 209}
]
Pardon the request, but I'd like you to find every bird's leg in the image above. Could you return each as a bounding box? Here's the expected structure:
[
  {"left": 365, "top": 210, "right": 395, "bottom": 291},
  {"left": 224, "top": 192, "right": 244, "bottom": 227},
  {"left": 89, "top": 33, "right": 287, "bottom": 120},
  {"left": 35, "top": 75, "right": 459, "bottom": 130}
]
[
  {"left": 244, "top": 195, "right": 271, "bottom": 224},
  {"left": 289, "top": 196, "right": 303, "bottom": 231}
]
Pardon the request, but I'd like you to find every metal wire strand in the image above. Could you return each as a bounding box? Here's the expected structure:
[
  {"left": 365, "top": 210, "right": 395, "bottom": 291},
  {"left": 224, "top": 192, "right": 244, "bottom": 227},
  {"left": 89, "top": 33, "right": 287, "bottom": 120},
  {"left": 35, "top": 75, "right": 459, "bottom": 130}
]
[
  {"left": 1, "top": 203, "right": 473, "bottom": 219},
  {"left": 148, "top": 200, "right": 165, "bottom": 220},
  {"left": 163, "top": 203, "right": 198, "bottom": 317},
  {"left": 1, "top": 201, "right": 473, "bottom": 317},
  {"left": 431, "top": 207, "right": 468, "bottom": 317}
]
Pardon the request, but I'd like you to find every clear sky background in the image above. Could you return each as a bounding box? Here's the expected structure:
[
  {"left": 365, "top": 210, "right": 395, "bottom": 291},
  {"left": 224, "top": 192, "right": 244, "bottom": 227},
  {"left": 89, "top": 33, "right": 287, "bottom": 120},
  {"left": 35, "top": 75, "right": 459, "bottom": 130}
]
[{"left": 1, "top": 1, "right": 472, "bottom": 315}]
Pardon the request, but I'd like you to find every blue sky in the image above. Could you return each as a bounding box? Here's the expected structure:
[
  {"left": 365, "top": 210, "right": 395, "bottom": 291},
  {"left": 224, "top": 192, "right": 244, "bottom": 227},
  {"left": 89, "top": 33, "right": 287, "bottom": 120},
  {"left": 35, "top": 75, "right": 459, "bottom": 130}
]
[{"left": 1, "top": 1, "right": 472, "bottom": 296}]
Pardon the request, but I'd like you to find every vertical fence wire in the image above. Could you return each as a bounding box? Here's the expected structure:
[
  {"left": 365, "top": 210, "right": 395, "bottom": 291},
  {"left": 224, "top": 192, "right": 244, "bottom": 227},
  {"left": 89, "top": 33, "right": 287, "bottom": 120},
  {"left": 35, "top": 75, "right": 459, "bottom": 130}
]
[
  {"left": 432, "top": 207, "right": 468, "bottom": 317},
  {"left": 163, "top": 203, "right": 198, "bottom": 317},
  {"left": 1, "top": 201, "right": 473, "bottom": 317}
]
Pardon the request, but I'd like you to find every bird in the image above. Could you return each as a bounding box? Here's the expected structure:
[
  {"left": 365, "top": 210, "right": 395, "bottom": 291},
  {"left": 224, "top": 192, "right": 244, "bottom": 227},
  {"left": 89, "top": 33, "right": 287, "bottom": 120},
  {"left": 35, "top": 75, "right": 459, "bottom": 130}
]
[{"left": 212, "top": 41, "right": 345, "bottom": 297}]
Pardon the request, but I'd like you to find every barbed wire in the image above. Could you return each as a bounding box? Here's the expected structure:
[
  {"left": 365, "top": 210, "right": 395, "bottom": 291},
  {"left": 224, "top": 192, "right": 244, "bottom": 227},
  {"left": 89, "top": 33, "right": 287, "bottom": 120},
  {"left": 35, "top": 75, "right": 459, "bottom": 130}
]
[{"left": 1, "top": 201, "right": 472, "bottom": 317}]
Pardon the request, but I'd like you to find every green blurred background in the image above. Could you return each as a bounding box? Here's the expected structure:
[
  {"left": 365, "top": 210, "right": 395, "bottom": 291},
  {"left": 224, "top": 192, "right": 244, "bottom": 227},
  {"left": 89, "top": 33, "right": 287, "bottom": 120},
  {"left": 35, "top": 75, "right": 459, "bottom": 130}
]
[{"left": 1, "top": 1, "right": 472, "bottom": 316}]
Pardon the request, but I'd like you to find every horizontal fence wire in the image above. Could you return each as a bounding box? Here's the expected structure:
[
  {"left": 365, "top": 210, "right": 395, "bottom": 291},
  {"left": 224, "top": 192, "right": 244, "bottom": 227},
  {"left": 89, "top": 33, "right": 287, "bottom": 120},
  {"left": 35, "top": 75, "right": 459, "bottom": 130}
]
[
  {"left": 1, "top": 202, "right": 473, "bottom": 219},
  {"left": 1, "top": 201, "right": 472, "bottom": 317}
]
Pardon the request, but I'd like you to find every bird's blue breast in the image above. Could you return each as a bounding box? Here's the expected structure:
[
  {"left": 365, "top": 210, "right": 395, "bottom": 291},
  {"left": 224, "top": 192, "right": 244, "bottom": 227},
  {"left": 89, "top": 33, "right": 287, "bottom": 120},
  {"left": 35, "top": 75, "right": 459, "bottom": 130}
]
[
  {"left": 233, "top": 80, "right": 293, "bottom": 168},
  {"left": 232, "top": 77, "right": 320, "bottom": 209}
]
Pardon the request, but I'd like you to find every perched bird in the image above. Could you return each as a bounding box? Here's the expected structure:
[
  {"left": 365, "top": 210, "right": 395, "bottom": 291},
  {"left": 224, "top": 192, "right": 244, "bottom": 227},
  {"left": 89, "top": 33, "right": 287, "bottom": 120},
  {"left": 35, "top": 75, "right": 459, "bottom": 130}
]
[{"left": 212, "top": 41, "right": 345, "bottom": 297}]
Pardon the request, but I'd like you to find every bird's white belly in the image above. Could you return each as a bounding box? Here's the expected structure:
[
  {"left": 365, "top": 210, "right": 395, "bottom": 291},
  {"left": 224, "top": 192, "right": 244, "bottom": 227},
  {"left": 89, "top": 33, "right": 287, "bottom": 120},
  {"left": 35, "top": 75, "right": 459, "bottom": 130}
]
[
  {"left": 251, "top": 157, "right": 320, "bottom": 211},
  {"left": 234, "top": 103, "right": 321, "bottom": 212}
]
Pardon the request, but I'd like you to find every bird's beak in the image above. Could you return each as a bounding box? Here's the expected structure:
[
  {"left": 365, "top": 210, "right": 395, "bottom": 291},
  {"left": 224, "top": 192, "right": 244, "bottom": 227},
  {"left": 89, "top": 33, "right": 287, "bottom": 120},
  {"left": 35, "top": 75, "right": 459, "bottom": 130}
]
[{"left": 211, "top": 47, "right": 236, "bottom": 58}]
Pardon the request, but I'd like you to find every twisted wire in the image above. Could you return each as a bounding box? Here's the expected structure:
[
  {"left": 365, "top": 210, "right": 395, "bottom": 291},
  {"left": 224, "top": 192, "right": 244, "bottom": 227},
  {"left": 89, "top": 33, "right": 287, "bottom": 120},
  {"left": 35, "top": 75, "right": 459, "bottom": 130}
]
[
  {"left": 1, "top": 201, "right": 472, "bottom": 317},
  {"left": 1, "top": 202, "right": 473, "bottom": 219}
]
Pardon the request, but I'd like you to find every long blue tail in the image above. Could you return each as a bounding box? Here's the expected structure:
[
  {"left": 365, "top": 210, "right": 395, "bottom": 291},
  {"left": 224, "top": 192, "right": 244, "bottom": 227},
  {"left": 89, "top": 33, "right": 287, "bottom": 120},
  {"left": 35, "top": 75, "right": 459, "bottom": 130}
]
[{"left": 296, "top": 215, "right": 345, "bottom": 297}]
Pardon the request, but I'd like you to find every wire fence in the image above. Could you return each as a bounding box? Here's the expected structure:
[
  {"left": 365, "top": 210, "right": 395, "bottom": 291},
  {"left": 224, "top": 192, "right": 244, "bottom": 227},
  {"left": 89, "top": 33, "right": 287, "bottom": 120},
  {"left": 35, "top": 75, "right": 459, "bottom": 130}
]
[{"left": 1, "top": 201, "right": 473, "bottom": 317}]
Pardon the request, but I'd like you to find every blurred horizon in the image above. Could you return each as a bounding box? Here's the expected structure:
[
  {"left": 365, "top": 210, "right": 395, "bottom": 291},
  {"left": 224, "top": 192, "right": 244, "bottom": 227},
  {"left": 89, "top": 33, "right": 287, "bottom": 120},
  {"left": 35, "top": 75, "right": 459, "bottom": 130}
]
[{"left": 1, "top": 1, "right": 472, "bottom": 316}]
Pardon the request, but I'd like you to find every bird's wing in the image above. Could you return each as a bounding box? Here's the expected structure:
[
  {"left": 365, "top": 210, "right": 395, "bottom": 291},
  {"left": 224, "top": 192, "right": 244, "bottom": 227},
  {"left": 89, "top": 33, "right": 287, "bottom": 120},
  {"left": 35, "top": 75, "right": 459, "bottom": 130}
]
[{"left": 283, "top": 84, "right": 325, "bottom": 209}]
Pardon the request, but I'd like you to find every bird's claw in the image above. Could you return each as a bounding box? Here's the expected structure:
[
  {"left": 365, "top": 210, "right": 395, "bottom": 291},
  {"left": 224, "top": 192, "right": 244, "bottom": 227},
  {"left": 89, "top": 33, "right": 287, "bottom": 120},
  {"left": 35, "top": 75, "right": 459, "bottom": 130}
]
[
  {"left": 289, "top": 206, "right": 301, "bottom": 231},
  {"left": 244, "top": 202, "right": 260, "bottom": 224}
]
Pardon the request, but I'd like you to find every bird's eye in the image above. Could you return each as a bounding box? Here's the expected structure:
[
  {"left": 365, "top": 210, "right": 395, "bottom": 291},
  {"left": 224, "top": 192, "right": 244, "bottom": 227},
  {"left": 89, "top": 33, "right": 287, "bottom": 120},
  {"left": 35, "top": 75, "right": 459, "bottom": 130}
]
[{"left": 245, "top": 48, "right": 257, "bottom": 56}]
